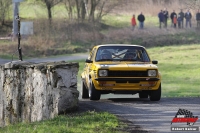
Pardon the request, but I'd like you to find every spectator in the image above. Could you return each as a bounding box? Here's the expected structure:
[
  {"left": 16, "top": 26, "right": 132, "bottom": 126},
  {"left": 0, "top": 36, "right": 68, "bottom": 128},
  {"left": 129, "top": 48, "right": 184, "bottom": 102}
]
[
  {"left": 158, "top": 10, "right": 164, "bottom": 29},
  {"left": 137, "top": 12, "right": 145, "bottom": 29},
  {"left": 170, "top": 10, "right": 177, "bottom": 27},
  {"left": 196, "top": 9, "right": 200, "bottom": 28},
  {"left": 177, "top": 14, "right": 182, "bottom": 28},
  {"left": 163, "top": 8, "right": 169, "bottom": 28},
  {"left": 178, "top": 9, "right": 184, "bottom": 28},
  {"left": 173, "top": 15, "right": 177, "bottom": 28},
  {"left": 185, "top": 9, "right": 192, "bottom": 28},
  {"left": 131, "top": 14, "right": 137, "bottom": 31}
]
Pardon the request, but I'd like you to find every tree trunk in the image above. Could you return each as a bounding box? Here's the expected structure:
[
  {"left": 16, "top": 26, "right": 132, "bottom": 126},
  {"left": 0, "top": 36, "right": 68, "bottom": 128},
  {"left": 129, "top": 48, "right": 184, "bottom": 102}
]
[
  {"left": 45, "top": 2, "right": 52, "bottom": 24},
  {"left": 81, "top": 0, "right": 86, "bottom": 21},
  {"left": 89, "top": 0, "right": 96, "bottom": 22},
  {"left": 75, "top": 0, "right": 80, "bottom": 23}
]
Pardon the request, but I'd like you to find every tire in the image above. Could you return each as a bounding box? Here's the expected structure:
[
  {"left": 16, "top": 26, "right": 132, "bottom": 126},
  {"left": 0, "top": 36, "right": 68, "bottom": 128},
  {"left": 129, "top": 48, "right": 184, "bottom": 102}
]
[
  {"left": 149, "top": 84, "right": 161, "bottom": 101},
  {"left": 89, "top": 80, "right": 101, "bottom": 101},
  {"left": 139, "top": 92, "right": 148, "bottom": 98},
  {"left": 81, "top": 80, "right": 89, "bottom": 99}
]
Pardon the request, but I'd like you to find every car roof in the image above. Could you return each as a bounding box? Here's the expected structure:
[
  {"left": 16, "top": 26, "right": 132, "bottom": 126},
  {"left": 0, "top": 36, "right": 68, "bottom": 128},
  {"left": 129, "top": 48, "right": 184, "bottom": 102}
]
[{"left": 93, "top": 44, "right": 146, "bottom": 49}]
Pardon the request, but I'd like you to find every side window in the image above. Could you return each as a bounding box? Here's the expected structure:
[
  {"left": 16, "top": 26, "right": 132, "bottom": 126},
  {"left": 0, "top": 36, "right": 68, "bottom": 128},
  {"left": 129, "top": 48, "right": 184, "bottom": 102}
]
[
  {"left": 141, "top": 50, "right": 150, "bottom": 62},
  {"left": 88, "top": 48, "right": 96, "bottom": 60}
]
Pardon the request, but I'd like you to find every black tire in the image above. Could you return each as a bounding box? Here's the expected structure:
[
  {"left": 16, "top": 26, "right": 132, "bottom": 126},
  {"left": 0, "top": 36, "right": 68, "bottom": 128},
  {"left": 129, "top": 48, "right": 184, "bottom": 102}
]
[
  {"left": 149, "top": 84, "right": 161, "bottom": 101},
  {"left": 89, "top": 80, "right": 101, "bottom": 101},
  {"left": 139, "top": 92, "right": 148, "bottom": 98},
  {"left": 81, "top": 80, "right": 89, "bottom": 99}
]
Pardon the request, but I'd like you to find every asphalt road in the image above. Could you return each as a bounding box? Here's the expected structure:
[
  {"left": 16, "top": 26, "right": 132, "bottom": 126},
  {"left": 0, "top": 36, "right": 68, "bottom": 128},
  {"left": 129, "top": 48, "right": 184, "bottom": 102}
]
[
  {"left": 80, "top": 97, "right": 200, "bottom": 133},
  {"left": 1, "top": 55, "right": 200, "bottom": 133}
]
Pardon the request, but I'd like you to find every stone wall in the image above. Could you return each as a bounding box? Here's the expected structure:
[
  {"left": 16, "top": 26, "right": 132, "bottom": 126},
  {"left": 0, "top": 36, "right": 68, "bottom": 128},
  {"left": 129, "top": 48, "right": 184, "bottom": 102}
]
[{"left": 0, "top": 61, "right": 79, "bottom": 127}]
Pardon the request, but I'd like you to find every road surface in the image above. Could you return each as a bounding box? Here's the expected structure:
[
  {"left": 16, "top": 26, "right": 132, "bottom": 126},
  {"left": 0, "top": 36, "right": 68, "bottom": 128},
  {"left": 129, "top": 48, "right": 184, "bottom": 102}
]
[{"left": 79, "top": 97, "right": 200, "bottom": 133}]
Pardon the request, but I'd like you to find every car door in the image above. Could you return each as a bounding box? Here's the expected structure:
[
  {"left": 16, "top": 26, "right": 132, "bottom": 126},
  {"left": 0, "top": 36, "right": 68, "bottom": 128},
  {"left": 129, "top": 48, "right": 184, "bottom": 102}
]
[{"left": 85, "top": 48, "right": 96, "bottom": 88}]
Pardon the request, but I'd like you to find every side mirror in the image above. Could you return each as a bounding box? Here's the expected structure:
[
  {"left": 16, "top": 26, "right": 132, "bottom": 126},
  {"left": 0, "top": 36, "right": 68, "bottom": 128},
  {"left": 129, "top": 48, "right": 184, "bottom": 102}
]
[
  {"left": 152, "top": 60, "right": 158, "bottom": 64},
  {"left": 85, "top": 59, "right": 93, "bottom": 63}
]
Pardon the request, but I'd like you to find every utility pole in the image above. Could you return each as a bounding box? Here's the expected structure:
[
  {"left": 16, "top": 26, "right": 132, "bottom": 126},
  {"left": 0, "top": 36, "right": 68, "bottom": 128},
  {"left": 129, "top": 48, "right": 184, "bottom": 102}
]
[
  {"left": 13, "top": 2, "right": 19, "bottom": 40},
  {"left": 12, "top": 0, "right": 23, "bottom": 41},
  {"left": 16, "top": 13, "right": 23, "bottom": 61},
  {"left": 13, "top": 0, "right": 23, "bottom": 60}
]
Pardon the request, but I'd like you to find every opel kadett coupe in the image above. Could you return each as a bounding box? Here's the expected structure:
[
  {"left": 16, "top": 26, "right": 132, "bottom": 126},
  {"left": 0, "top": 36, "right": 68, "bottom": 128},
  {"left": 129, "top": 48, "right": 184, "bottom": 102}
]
[{"left": 81, "top": 44, "right": 161, "bottom": 101}]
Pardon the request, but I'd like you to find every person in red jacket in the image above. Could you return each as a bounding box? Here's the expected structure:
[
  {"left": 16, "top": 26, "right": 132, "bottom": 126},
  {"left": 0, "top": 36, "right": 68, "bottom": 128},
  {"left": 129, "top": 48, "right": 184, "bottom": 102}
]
[
  {"left": 131, "top": 14, "right": 137, "bottom": 31},
  {"left": 173, "top": 15, "right": 177, "bottom": 28}
]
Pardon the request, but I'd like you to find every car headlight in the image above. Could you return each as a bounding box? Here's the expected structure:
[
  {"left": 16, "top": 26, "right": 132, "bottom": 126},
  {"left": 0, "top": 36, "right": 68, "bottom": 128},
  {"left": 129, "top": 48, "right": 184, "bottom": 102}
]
[
  {"left": 99, "top": 70, "right": 108, "bottom": 77},
  {"left": 148, "top": 70, "right": 157, "bottom": 77}
]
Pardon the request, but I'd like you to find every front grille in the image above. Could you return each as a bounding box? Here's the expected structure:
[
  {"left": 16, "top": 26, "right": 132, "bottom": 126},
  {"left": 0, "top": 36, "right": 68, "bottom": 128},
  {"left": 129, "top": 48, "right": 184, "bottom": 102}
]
[{"left": 108, "top": 71, "right": 148, "bottom": 77}]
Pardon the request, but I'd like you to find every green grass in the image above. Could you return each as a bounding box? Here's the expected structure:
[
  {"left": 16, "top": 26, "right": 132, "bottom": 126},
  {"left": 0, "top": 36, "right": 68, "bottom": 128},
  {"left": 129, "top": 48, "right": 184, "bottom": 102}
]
[
  {"left": 102, "top": 14, "right": 159, "bottom": 28},
  {"left": 76, "top": 44, "right": 200, "bottom": 97},
  {"left": 148, "top": 44, "right": 200, "bottom": 97},
  {"left": 0, "top": 111, "right": 125, "bottom": 133}
]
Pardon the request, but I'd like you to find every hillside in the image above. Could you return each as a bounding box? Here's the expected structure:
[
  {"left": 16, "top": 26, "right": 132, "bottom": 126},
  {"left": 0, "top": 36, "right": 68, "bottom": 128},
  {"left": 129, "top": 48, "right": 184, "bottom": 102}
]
[{"left": 0, "top": 0, "right": 200, "bottom": 58}]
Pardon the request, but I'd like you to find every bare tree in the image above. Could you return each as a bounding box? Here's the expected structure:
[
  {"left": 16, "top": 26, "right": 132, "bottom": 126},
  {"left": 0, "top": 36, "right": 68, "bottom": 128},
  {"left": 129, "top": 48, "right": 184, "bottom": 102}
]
[
  {"left": 88, "top": 0, "right": 100, "bottom": 22},
  {"left": 182, "top": 0, "right": 200, "bottom": 10},
  {"left": 35, "top": 0, "right": 63, "bottom": 24},
  {"left": 63, "top": 0, "right": 75, "bottom": 21},
  {"left": 0, "top": 0, "right": 12, "bottom": 25},
  {"left": 96, "top": 0, "right": 123, "bottom": 22},
  {"left": 74, "top": 0, "right": 87, "bottom": 22},
  {"left": 62, "top": 0, "right": 125, "bottom": 23}
]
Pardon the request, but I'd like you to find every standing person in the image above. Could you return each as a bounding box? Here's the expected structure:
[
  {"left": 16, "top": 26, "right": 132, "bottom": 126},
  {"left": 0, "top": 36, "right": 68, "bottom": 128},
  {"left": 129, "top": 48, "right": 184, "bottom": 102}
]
[
  {"left": 185, "top": 9, "right": 192, "bottom": 28},
  {"left": 137, "top": 12, "right": 145, "bottom": 29},
  {"left": 163, "top": 8, "right": 169, "bottom": 28},
  {"left": 196, "top": 9, "right": 200, "bottom": 28},
  {"left": 158, "top": 10, "right": 164, "bottom": 29},
  {"left": 173, "top": 15, "right": 177, "bottom": 28},
  {"left": 177, "top": 14, "right": 182, "bottom": 28},
  {"left": 178, "top": 9, "right": 184, "bottom": 28},
  {"left": 131, "top": 14, "right": 137, "bottom": 31},
  {"left": 170, "top": 10, "right": 177, "bottom": 27}
]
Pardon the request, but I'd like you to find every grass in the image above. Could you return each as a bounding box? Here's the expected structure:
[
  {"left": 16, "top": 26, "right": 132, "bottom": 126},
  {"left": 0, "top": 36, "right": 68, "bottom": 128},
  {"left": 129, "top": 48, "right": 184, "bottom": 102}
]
[
  {"left": 0, "top": 111, "right": 125, "bottom": 133},
  {"left": 102, "top": 14, "right": 159, "bottom": 28},
  {"left": 76, "top": 44, "right": 200, "bottom": 98},
  {"left": 147, "top": 44, "right": 200, "bottom": 97}
]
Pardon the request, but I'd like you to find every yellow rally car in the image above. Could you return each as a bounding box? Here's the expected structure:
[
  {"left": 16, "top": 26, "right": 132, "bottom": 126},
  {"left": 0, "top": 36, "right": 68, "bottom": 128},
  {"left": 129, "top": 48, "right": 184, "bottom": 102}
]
[{"left": 81, "top": 44, "right": 161, "bottom": 101}]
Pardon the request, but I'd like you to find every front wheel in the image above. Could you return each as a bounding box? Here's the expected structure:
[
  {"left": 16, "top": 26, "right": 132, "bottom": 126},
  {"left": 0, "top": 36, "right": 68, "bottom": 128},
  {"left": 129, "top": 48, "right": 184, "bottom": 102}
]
[
  {"left": 89, "top": 80, "right": 101, "bottom": 100},
  {"left": 149, "top": 84, "right": 161, "bottom": 101},
  {"left": 81, "top": 80, "right": 89, "bottom": 99}
]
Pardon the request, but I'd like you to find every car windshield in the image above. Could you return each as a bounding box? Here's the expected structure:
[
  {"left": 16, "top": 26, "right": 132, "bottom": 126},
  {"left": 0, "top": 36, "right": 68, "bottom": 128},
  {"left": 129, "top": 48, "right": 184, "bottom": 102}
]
[{"left": 95, "top": 46, "right": 150, "bottom": 62}]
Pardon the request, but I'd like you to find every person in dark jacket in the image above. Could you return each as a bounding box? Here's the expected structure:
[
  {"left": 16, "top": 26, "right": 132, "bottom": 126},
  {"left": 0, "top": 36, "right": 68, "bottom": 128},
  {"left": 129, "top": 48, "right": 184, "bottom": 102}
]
[
  {"left": 185, "top": 9, "right": 192, "bottom": 28},
  {"left": 163, "top": 8, "right": 169, "bottom": 28},
  {"left": 158, "top": 10, "right": 164, "bottom": 28},
  {"left": 137, "top": 12, "right": 145, "bottom": 29},
  {"left": 170, "top": 10, "right": 177, "bottom": 27},
  {"left": 177, "top": 14, "right": 182, "bottom": 28},
  {"left": 196, "top": 9, "right": 200, "bottom": 28},
  {"left": 178, "top": 9, "right": 184, "bottom": 28}
]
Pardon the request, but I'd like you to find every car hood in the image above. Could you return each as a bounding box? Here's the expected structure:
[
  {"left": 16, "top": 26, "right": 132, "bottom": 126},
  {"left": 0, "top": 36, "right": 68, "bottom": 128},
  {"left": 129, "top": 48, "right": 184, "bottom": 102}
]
[{"left": 95, "top": 62, "right": 158, "bottom": 70}]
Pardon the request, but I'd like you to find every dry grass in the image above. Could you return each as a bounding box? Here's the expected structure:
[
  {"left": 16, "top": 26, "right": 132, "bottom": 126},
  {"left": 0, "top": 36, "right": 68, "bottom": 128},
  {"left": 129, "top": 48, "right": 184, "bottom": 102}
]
[{"left": 1, "top": 0, "right": 200, "bottom": 58}]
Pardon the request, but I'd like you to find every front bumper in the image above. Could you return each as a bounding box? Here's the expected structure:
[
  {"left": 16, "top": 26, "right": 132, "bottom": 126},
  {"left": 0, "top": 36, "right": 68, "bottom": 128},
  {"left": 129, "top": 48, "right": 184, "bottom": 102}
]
[
  {"left": 93, "top": 77, "right": 161, "bottom": 91},
  {"left": 95, "top": 77, "right": 160, "bottom": 81}
]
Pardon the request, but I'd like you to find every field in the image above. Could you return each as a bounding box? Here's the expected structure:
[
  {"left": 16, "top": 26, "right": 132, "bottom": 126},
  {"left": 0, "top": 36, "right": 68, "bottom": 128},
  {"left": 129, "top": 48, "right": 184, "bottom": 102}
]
[{"left": 1, "top": 1, "right": 200, "bottom": 58}]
